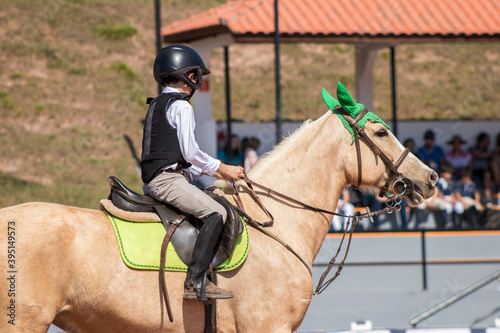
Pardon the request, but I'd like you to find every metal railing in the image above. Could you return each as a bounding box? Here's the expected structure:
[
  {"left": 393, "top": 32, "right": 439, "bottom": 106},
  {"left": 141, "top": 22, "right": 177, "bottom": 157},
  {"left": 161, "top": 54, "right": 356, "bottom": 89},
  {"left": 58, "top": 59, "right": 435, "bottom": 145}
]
[
  {"left": 467, "top": 304, "right": 500, "bottom": 326},
  {"left": 319, "top": 230, "right": 500, "bottom": 290},
  {"left": 409, "top": 269, "right": 500, "bottom": 327}
]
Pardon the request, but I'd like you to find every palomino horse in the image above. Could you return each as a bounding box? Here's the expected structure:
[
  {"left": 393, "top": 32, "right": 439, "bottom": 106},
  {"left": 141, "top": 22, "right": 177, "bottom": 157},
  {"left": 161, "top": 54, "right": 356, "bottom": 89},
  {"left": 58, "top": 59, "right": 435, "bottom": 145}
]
[{"left": 0, "top": 83, "right": 437, "bottom": 332}]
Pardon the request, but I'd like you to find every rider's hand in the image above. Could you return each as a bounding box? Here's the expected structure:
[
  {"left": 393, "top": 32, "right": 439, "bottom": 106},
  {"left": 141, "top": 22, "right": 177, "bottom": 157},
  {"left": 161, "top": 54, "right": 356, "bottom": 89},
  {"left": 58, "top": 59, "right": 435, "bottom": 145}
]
[{"left": 214, "top": 163, "right": 245, "bottom": 181}]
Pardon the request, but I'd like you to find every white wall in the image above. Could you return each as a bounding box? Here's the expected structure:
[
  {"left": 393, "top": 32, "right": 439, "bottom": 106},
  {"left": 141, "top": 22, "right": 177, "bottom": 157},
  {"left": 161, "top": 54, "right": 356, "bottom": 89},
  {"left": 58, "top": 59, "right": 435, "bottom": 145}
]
[{"left": 216, "top": 120, "right": 500, "bottom": 156}]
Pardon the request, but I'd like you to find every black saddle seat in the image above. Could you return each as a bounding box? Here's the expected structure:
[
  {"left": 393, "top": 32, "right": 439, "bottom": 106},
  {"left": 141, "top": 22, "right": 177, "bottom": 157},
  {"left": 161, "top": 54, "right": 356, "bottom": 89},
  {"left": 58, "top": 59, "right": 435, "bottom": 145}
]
[{"left": 108, "top": 176, "right": 179, "bottom": 213}]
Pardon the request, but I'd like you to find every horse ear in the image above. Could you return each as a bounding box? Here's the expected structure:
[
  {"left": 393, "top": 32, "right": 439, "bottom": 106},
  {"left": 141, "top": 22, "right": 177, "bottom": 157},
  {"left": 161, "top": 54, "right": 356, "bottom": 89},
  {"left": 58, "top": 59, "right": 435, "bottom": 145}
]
[
  {"left": 336, "top": 81, "right": 364, "bottom": 117},
  {"left": 321, "top": 88, "right": 340, "bottom": 110}
]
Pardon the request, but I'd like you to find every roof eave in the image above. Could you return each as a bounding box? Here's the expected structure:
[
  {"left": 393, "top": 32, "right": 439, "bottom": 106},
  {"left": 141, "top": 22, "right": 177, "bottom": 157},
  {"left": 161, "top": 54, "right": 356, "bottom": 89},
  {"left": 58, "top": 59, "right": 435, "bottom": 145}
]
[
  {"left": 163, "top": 26, "right": 500, "bottom": 44},
  {"left": 163, "top": 25, "right": 231, "bottom": 43},
  {"left": 232, "top": 32, "right": 500, "bottom": 44}
]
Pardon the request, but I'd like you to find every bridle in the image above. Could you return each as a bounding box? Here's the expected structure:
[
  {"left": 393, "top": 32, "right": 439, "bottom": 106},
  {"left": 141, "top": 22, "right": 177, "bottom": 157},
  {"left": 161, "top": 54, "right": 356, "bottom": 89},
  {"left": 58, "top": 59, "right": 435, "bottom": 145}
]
[
  {"left": 231, "top": 106, "right": 415, "bottom": 295},
  {"left": 336, "top": 106, "right": 412, "bottom": 198}
]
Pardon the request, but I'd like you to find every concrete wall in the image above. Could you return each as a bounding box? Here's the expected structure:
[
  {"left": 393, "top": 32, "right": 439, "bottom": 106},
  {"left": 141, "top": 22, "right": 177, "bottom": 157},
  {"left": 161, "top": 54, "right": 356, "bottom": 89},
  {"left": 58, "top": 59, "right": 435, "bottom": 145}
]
[
  {"left": 216, "top": 120, "right": 500, "bottom": 157},
  {"left": 298, "top": 231, "right": 500, "bottom": 332}
]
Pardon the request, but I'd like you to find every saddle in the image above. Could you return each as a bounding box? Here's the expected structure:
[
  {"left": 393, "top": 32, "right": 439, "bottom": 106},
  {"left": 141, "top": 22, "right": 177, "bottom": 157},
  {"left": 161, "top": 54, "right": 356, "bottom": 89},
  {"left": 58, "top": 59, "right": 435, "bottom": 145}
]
[
  {"left": 105, "top": 176, "right": 245, "bottom": 330},
  {"left": 106, "top": 176, "right": 243, "bottom": 268}
]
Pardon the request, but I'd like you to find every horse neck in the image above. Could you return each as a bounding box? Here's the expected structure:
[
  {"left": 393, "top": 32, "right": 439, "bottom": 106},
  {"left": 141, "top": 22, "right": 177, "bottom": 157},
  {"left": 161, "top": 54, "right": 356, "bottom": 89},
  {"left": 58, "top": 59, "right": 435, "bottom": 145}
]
[{"left": 246, "top": 112, "right": 350, "bottom": 261}]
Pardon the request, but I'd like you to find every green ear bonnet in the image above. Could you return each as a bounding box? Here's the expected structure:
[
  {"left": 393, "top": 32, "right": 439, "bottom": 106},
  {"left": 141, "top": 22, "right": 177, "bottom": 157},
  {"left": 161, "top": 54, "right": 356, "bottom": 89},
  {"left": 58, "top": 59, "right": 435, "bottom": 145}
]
[{"left": 321, "top": 81, "right": 390, "bottom": 141}]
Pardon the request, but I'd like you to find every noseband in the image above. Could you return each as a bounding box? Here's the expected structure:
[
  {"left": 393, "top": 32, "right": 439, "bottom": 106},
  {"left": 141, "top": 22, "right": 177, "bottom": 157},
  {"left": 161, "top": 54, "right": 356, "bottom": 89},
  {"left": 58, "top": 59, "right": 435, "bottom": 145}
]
[{"left": 336, "top": 106, "right": 411, "bottom": 198}]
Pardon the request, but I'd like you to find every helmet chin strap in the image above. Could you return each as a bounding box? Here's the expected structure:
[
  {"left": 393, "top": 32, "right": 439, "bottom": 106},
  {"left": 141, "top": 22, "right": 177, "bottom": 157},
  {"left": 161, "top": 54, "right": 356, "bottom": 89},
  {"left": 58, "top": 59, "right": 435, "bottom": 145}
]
[
  {"left": 174, "top": 66, "right": 203, "bottom": 91},
  {"left": 188, "top": 88, "right": 195, "bottom": 100},
  {"left": 180, "top": 69, "right": 203, "bottom": 99}
]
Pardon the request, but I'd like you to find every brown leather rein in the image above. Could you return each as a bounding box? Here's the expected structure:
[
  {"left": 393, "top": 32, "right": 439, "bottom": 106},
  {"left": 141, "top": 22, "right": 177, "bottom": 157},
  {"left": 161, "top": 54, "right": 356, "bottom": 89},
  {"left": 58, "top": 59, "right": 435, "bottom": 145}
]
[{"left": 231, "top": 106, "right": 412, "bottom": 295}]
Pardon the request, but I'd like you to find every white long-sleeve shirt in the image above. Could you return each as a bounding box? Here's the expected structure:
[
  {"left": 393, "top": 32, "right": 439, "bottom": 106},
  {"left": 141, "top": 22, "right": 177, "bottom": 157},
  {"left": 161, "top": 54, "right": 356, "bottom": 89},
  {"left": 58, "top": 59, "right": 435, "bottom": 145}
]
[{"left": 163, "top": 87, "right": 220, "bottom": 180}]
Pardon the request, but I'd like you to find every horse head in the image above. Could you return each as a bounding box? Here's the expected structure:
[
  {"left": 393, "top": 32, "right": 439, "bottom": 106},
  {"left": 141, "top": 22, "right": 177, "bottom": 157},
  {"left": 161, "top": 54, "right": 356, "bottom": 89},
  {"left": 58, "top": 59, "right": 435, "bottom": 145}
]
[{"left": 323, "top": 82, "right": 438, "bottom": 206}]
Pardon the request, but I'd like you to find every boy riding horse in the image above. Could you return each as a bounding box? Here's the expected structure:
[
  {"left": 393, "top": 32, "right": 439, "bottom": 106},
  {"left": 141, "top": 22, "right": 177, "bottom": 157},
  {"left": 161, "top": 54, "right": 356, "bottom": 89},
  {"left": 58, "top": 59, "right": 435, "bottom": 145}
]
[{"left": 141, "top": 44, "right": 245, "bottom": 300}]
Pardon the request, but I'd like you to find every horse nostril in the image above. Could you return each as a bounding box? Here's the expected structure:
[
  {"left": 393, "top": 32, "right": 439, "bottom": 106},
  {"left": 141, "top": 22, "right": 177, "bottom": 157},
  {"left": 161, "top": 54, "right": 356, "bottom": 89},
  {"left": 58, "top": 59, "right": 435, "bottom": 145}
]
[{"left": 429, "top": 171, "right": 438, "bottom": 186}]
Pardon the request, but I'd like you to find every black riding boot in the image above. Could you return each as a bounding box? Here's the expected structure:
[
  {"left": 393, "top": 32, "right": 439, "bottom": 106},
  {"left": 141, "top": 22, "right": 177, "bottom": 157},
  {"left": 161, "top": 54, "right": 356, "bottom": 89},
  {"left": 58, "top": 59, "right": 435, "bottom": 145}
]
[{"left": 184, "top": 212, "right": 234, "bottom": 301}]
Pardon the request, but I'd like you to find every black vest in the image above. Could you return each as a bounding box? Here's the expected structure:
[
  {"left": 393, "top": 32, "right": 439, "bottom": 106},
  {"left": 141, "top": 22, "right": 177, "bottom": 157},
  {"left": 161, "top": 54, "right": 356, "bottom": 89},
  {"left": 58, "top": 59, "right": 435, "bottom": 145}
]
[{"left": 140, "top": 92, "right": 192, "bottom": 183}]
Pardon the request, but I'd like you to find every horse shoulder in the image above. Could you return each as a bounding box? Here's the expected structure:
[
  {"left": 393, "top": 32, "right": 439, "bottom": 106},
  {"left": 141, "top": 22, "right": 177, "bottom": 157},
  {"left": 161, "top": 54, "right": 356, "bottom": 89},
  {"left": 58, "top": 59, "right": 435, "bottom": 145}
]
[{"left": 214, "top": 196, "right": 313, "bottom": 331}]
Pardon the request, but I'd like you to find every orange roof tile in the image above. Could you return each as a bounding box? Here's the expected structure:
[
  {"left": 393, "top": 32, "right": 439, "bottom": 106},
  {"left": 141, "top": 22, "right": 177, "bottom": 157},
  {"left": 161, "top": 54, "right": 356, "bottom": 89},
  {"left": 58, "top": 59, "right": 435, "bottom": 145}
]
[{"left": 162, "top": 0, "right": 500, "bottom": 43}]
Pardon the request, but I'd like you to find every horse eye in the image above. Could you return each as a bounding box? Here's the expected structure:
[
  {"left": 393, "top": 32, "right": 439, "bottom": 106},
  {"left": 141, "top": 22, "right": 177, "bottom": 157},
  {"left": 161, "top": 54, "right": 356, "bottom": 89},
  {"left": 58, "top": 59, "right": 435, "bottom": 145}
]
[{"left": 376, "top": 129, "right": 388, "bottom": 137}]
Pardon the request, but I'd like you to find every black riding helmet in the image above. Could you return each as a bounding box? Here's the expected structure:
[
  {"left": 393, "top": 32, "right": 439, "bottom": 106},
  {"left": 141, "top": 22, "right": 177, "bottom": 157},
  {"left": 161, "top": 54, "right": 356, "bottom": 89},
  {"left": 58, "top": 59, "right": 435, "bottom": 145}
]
[{"left": 153, "top": 44, "right": 210, "bottom": 90}]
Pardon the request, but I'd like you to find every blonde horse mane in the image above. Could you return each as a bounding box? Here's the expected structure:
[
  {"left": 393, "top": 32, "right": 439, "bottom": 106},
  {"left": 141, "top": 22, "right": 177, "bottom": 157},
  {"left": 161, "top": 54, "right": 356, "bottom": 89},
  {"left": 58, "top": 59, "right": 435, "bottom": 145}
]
[
  {"left": 249, "top": 111, "right": 332, "bottom": 178},
  {"left": 214, "top": 111, "right": 332, "bottom": 192}
]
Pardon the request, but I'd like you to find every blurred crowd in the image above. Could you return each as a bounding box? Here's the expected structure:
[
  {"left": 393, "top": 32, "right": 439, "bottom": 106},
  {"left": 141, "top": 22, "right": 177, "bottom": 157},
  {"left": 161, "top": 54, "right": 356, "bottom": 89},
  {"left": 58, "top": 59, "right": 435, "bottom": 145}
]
[
  {"left": 215, "top": 128, "right": 500, "bottom": 232},
  {"left": 216, "top": 131, "right": 261, "bottom": 173},
  {"left": 330, "top": 129, "right": 500, "bottom": 232}
]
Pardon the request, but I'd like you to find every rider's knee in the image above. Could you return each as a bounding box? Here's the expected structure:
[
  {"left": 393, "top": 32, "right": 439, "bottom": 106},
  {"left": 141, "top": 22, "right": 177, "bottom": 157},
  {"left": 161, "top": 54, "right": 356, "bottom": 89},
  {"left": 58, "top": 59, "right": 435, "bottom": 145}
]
[
  {"left": 213, "top": 205, "right": 227, "bottom": 224},
  {"left": 199, "top": 202, "right": 227, "bottom": 224}
]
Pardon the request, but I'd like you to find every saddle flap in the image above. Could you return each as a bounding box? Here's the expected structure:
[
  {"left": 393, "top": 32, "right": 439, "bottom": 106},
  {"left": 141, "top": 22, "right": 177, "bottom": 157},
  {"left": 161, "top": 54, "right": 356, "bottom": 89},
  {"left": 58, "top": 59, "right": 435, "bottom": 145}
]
[{"left": 208, "top": 192, "right": 244, "bottom": 267}]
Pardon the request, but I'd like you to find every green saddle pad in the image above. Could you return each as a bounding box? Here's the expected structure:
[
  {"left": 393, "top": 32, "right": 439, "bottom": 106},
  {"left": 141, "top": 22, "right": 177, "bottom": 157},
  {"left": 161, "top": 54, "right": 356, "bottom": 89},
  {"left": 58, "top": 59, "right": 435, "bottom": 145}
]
[{"left": 105, "top": 211, "right": 249, "bottom": 272}]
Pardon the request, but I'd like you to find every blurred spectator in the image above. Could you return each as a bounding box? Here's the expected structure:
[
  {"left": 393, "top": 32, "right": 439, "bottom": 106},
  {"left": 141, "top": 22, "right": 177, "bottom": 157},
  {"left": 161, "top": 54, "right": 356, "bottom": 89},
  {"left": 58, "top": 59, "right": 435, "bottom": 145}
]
[
  {"left": 330, "top": 187, "right": 355, "bottom": 232},
  {"left": 403, "top": 138, "right": 415, "bottom": 154},
  {"left": 241, "top": 136, "right": 260, "bottom": 172},
  {"left": 445, "top": 134, "right": 472, "bottom": 180},
  {"left": 398, "top": 198, "right": 409, "bottom": 230},
  {"left": 470, "top": 132, "right": 494, "bottom": 203},
  {"left": 217, "top": 131, "right": 227, "bottom": 153},
  {"left": 438, "top": 167, "right": 464, "bottom": 228},
  {"left": 492, "top": 133, "right": 500, "bottom": 189},
  {"left": 416, "top": 129, "right": 446, "bottom": 172},
  {"left": 401, "top": 138, "right": 417, "bottom": 229},
  {"left": 454, "top": 169, "right": 481, "bottom": 228},
  {"left": 218, "top": 134, "right": 243, "bottom": 166},
  {"left": 416, "top": 185, "right": 449, "bottom": 230},
  {"left": 363, "top": 192, "right": 386, "bottom": 231},
  {"left": 413, "top": 166, "right": 465, "bottom": 230}
]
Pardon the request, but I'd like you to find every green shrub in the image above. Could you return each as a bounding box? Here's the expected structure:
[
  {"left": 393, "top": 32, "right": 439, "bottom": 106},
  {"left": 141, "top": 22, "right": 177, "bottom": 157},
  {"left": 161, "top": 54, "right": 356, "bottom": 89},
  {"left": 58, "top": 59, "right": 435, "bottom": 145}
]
[
  {"left": 10, "top": 73, "right": 24, "bottom": 79},
  {"left": 110, "top": 62, "right": 138, "bottom": 79},
  {"left": 0, "top": 90, "right": 19, "bottom": 110},
  {"left": 69, "top": 66, "right": 87, "bottom": 75},
  {"left": 92, "top": 23, "right": 137, "bottom": 40}
]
